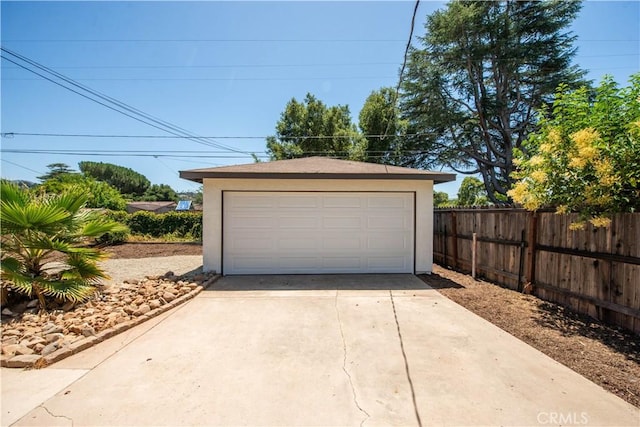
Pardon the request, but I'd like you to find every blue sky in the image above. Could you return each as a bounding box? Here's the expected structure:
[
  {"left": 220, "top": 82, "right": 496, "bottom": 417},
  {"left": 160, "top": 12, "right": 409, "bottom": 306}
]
[{"left": 1, "top": 1, "right": 639, "bottom": 196}]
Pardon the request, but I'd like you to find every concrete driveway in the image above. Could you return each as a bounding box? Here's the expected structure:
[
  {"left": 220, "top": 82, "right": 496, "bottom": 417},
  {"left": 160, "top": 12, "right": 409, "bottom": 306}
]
[{"left": 2, "top": 275, "right": 638, "bottom": 426}]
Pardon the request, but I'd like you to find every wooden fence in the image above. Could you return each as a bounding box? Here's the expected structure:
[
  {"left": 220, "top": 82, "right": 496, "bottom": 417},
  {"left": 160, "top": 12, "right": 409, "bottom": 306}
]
[{"left": 433, "top": 208, "right": 640, "bottom": 334}]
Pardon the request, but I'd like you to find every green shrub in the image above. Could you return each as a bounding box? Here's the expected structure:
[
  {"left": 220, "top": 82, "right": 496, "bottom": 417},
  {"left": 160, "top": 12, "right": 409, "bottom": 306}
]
[{"left": 126, "top": 211, "right": 202, "bottom": 240}]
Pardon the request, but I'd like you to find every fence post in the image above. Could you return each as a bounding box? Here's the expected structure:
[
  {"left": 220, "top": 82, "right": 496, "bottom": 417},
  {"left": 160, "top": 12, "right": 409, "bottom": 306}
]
[
  {"left": 472, "top": 232, "right": 477, "bottom": 279},
  {"left": 526, "top": 211, "right": 538, "bottom": 285},
  {"left": 451, "top": 211, "right": 458, "bottom": 269},
  {"left": 443, "top": 225, "right": 448, "bottom": 267}
]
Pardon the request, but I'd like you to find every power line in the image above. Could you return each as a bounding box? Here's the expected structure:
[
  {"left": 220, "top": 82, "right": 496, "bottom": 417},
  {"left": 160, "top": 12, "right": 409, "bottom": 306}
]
[
  {"left": 2, "top": 38, "right": 407, "bottom": 43},
  {"left": 383, "top": 0, "right": 420, "bottom": 140},
  {"left": 1, "top": 62, "right": 401, "bottom": 70},
  {"left": 2, "top": 53, "right": 635, "bottom": 72},
  {"left": 1, "top": 158, "right": 43, "bottom": 174},
  {"left": 1, "top": 131, "right": 432, "bottom": 139},
  {"left": 4, "top": 76, "right": 397, "bottom": 82},
  {"left": 3, "top": 38, "right": 637, "bottom": 42},
  {"left": 0, "top": 47, "right": 248, "bottom": 154}
]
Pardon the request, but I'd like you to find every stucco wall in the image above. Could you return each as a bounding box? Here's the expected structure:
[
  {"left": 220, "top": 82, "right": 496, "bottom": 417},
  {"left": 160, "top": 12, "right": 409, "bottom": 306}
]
[{"left": 202, "top": 178, "right": 434, "bottom": 274}]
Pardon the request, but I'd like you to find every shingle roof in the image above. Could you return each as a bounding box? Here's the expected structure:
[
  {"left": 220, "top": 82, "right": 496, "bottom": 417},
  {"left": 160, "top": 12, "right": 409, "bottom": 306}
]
[{"left": 180, "top": 157, "right": 455, "bottom": 183}]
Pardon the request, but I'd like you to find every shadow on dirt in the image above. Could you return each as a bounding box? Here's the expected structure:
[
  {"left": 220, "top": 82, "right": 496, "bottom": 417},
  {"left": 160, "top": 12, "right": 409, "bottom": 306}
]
[{"left": 534, "top": 301, "right": 640, "bottom": 364}]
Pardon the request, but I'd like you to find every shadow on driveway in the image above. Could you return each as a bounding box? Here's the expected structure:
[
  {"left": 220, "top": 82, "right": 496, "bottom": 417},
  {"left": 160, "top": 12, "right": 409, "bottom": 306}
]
[{"left": 207, "top": 274, "right": 434, "bottom": 291}]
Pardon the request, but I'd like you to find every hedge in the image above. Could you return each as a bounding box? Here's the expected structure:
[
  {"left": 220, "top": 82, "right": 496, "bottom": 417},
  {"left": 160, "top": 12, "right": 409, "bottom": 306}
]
[{"left": 104, "top": 210, "right": 202, "bottom": 240}]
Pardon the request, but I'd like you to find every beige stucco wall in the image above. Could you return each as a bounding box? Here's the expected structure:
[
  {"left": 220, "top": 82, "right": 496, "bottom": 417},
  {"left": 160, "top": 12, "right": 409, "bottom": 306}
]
[{"left": 202, "top": 178, "right": 434, "bottom": 274}]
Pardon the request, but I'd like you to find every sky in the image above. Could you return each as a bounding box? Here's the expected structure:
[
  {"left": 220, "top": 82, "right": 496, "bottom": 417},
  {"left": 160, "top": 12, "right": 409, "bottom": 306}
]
[{"left": 1, "top": 1, "right": 639, "bottom": 196}]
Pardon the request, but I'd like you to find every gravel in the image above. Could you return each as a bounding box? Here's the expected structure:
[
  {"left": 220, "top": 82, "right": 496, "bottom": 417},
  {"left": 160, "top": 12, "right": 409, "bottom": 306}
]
[{"left": 100, "top": 255, "right": 203, "bottom": 285}]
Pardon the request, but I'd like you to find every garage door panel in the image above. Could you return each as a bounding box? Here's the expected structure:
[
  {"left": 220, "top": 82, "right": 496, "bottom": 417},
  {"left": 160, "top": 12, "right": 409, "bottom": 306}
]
[
  {"left": 367, "top": 235, "right": 409, "bottom": 250},
  {"left": 322, "top": 236, "right": 363, "bottom": 250},
  {"left": 322, "top": 216, "right": 362, "bottom": 229},
  {"left": 277, "top": 237, "right": 318, "bottom": 250},
  {"left": 223, "top": 192, "right": 413, "bottom": 274},
  {"left": 367, "top": 195, "right": 408, "bottom": 208},
  {"left": 228, "top": 215, "right": 276, "bottom": 229},
  {"left": 367, "top": 215, "right": 409, "bottom": 229},
  {"left": 278, "top": 195, "right": 318, "bottom": 208},
  {"left": 322, "top": 196, "right": 362, "bottom": 208},
  {"left": 229, "top": 195, "right": 275, "bottom": 209},
  {"left": 367, "top": 256, "right": 409, "bottom": 270},
  {"left": 278, "top": 216, "right": 319, "bottom": 229}
]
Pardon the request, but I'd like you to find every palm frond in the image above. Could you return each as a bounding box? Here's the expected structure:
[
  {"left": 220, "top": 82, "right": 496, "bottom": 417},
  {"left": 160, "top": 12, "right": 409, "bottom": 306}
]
[
  {"left": 80, "top": 220, "right": 128, "bottom": 238},
  {"left": 61, "top": 253, "right": 109, "bottom": 282},
  {"left": 35, "top": 278, "right": 97, "bottom": 302}
]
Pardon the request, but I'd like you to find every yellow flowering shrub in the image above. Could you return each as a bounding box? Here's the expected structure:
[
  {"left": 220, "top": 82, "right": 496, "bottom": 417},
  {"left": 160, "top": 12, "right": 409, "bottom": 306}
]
[{"left": 509, "top": 74, "right": 640, "bottom": 228}]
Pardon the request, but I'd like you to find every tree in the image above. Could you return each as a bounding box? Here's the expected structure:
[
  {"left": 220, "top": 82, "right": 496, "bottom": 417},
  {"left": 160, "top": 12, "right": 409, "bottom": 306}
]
[
  {"left": 79, "top": 161, "right": 150, "bottom": 197},
  {"left": 266, "top": 93, "right": 365, "bottom": 160},
  {"left": 401, "top": 0, "right": 586, "bottom": 203},
  {"left": 457, "top": 177, "right": 488, "bottom": 206},
  {"left": 0, "top": 181, "right": 126, "bottom": 309},
  {"left": 359, "top": 87, "right": 407, "bottom": 164},
  {"left": 38, "top": 174, "right": 127, "bottom": 211},
  {"left": 509, "top": 74, "right": 640, "bottom": 228},
  {"left": 433, "top": 191, "right": 451, "bottom": 207},
  {"left": 142, "top": 184, "right": 179, "bottom": 202},
  {"left": 37, "top": 163, "right": 76, "bottom": 181}
]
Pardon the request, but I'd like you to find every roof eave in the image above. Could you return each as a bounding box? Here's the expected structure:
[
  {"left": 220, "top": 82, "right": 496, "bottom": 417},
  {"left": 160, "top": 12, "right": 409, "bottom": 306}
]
[{"left": 179, "top": 171, "right": 456, "bottom": 184}]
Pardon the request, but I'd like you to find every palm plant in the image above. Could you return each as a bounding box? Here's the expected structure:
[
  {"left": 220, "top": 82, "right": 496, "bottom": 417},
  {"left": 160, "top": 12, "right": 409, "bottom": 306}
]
[{"left": 1, "top": 180, "right": 127, "bottom": 309}]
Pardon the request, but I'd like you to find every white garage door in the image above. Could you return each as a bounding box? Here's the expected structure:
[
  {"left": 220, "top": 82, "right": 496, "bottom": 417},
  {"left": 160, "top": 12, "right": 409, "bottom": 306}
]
[{"left": 223, "top": 192, "right": 414, "bottom": 275}]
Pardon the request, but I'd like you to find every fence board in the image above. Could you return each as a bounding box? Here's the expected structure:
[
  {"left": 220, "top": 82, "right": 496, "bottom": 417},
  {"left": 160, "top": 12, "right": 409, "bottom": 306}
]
[{"left": 434, "top": 208, "right": 640, "bottom": 334}]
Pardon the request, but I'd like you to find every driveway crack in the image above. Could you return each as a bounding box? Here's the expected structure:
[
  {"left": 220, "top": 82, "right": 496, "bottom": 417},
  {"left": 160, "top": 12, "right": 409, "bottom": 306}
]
[
  {"left": 40, "top": 404, "right": 74, "bottom": 426},
  {"left": 389, "top": 290, "right": 423, "bottom": 427},
  {"left": 335, "top": 292, "right": 370, "bottom": 427}
]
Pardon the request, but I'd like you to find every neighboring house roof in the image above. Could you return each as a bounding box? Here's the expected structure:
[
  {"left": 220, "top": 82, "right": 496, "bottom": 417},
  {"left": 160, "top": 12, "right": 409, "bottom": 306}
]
[
  {"left": 126, "top": 201, "right": 177, "bottom": 213},
  {"left": 180, "top": 157, "right": 456, "bottom": 183}
]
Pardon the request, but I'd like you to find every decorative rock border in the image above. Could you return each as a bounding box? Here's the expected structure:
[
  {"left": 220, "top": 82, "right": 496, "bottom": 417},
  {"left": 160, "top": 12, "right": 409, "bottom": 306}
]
[{"left": 1, "top": 275, "right": 220, "bottom": 369}]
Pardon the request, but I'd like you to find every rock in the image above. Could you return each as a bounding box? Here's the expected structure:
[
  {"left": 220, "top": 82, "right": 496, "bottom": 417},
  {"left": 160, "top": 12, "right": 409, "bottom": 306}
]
[
  {"left": 188, "top": 283, "right": 199, "bottom": 289},
  {"left": 124, "top": 279, "right": 139, "bottom": 285},
  {"left": 6, "top": 354, "right": 43, "bottom": 368},
  {"left": 2, "top": 344, "right": 34, "bottom": 356},
  {"left": 42, "top": 325, "right": 63, "bottom": 335},
  {"left": 133, "top": 297, "right": 145, "bottom": 306},
  {"left": 1, "top": 308, "right": 15, "bottom": 317},
  {"left": 163, "top": 271, "right": 175, "bottom": 278},
  {"left": 45, "top": 333, "right": 65, "bottom": 344},
  {"left": 133, "top": 304, "right": 151, "bottom": 316},
  {"left": 81, "top": 326, "right": 96, "bottom": 337},
  {"left": 162, "top": 292, "right": 176, "bottom": 302},
  {"left": 3, "top": 329, "right": 21, "bottom": 336},
  {"left": 26, "top": 299, "right": 39, "bottom": 308},
  {"left": 34, "top": 343, "right": 45, "bottom": 353},
  {"left": 123, "top": 305, "right": 136, "bottom": 315},
  {"left": 41, "top": 342, "right": 59, "bottom": 356},
  {"left": 26, "top": 337, "right": 46, "bottom": 349},
  {"left": 62, "top": 301, "right": 75, "bottom": 311},
  {"left": 2, "top": 337, "right": 19, "bottom": 346},
  {"left": 148, "top": 300, "right": 162, "bottom": 310}
]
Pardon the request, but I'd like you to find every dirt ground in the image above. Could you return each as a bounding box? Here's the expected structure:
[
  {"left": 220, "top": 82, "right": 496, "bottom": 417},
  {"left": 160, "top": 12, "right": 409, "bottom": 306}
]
[
  {"left": 419, "top": 265, "right": 640, "bottom": 408},
  {"left": 103, "top": 242, "right": 203, "bottom": 259},
  {"left": 103, "top": 243, "right": 639, "bottom": 408}
]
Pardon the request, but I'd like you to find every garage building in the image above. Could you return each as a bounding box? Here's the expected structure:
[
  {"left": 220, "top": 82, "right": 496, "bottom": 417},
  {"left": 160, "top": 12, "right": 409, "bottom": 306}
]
[{"left": 180, "top": 157, "right": 454, "bottom": 275}]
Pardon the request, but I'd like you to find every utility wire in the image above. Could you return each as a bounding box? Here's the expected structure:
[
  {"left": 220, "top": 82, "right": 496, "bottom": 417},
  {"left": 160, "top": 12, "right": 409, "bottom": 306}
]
[
  {"left": 383, "top": 0, "right": 420, "bottom": 140},
  {"left": 1, "top": 131, "right": 434, "bottom": 139},
  {"left": 2, "top": 53, "right": 636, "bottom": 70},
  {"left": 0, "top": 47, "right": 249, "bottom": 155},
  {"left": 1, "top": 158, "right": 43, "bottom": 174}
]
